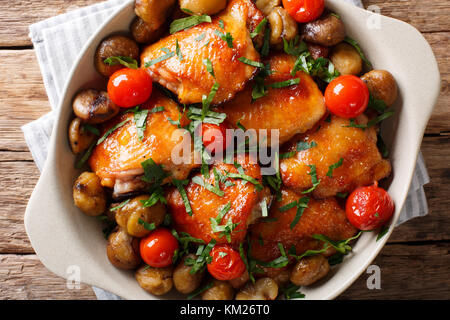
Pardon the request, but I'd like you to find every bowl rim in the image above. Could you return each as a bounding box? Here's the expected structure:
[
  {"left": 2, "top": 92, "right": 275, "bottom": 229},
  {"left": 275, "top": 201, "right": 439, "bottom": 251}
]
[{"left": 24, "top": 0, "right": 441, "bottom": 300}]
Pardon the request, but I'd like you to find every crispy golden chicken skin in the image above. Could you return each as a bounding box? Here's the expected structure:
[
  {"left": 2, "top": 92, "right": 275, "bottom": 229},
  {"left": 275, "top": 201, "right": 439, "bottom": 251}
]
[
  {"left": 141, "top": 0, "right": 264, "bottom": 105},
  {"left": 217, "top": 53, "right": 326, "bottom": 146},
  {"left": 280, "top": 115, "right": 391, "bottom": 198},
  {"left": 167, "top": 157, "right": 271, "bottom": 245},
  {"left": 249, "top": 188, "right": 357, "bottom": 262},
  {"left": 89, "top": 90, "right": 198, "bottom": 191}
]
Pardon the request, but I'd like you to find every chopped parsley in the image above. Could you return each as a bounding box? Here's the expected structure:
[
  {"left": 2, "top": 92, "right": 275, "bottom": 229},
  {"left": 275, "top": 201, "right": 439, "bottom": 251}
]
[
  {"left": 185, "top": 239, "right": 216, "bottom": 274},
  {"left": 97, "top": 119, "right": 130, "bottom": 145},
  {"left": 377, "top": 225, "right": 390, "bottom": 241},
  {"left": 209, "top": 202, "right": 239, "bottom": 243},
  {"left": 250, "top": 18, "right": 267, "bottom": 38},
  {"left": 238, "top": 57, "right": 265, "bottom": 68},
  {"left": 346, "top": 111, "right": 395, "bottom": 129},
  {"left": 262, "top": 152, "right": 282, "bottom": 201},
  {"left": 175, "top": 39, "right": 183, "bottom": 61},
  {"left": 214, "top": 30, "right": 234, "bottom": 48},
  {"left": 74, "top": 140, "right": 96, "bottom": 169},
  {"left": 225, "top": 172, "right": 263, "bottom": 191},
  {"left": 279, "top": 197, "right": 310, "bottom": 229},
  {"left": 312, "top": 232, "right": 362, "bottom": 255},
  {"left": 201, "top": 82, "right": 220, "bottom": 121},
  {"left": 280, "top": 283, "right": 305, "bottom": 300},
  {"left": 267, "top": 78, "right": 300, "bottom": 89},
  {"left": 81, "top": 123, "right": 100, "bottom": 136},
  {"left": 133, "top": 109, "right": 148, "bottom": 141},
  {"left": 110, "top": 199, "right": 130, "bottom": 211},
  {"left": 144, "top": 50, "right": 175, "bottom": 67},
  {"left": 326, "top": 158, "right": 344, "bottom": 177},
  {"left": 170, "top": 15, "right": 212, "bottom": 34},
  {"left": 187, "top": 282, "right": 214, "bottom": 300},
  {"left": 344, "top": 36, "right": 373, "bottom": 69},
  {"left": 302, "top": 164, "right": 321, "bottom": 194},
  {"left": 202, "top": 58, "right": 215, "bottom": 78},
  {"left": 192, "top": 175, "right": 224, "bottom": 197},
  {"left": 141, "top": 158, "right": 169, "bottom": 185},
  {"left": 173, "top": 179, "right": 193, "bottom": 216},
  {"left": 261, "top": 199, "right": 268, "bottom": 217},
  {"left": 138, "top": 218, "right": 156, "bottom": 231},
  {"left": 195, "top": 33, "right": 206, "bottom": 41},
  {"left": 104, "top": 56, "right": 138, "bottom": 69}
]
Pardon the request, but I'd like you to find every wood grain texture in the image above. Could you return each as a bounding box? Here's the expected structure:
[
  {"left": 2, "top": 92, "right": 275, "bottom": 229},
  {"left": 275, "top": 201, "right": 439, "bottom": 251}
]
[
  {"left": 340, "top": 242, "right": 450, "bottom": 300},
  {"left": 0, "top": 0, "right": 98, "bottom": 47},
  {"left": 0, "top": 254, "right": 95, "bottom": 300}
]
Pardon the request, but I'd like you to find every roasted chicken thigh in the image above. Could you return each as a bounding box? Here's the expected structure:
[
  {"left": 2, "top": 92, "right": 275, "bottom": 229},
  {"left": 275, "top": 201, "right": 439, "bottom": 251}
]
[
  {"left": 280, "top": 115, "right": 391, "bottom": 198},
  {"left": 217, "top": 53, "right": 326, "bottom": 146},
  {"left": 89, "top": 90, "right": 198, "bottom": 197},
  {"left": 141, "top": 0, "right": 264, "bottom": 105}
]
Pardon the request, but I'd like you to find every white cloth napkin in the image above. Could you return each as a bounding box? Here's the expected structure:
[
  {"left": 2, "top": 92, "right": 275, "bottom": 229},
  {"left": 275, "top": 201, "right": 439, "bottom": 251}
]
[{"left": 23, "top": 0, "right": 430, "bottom": 299}]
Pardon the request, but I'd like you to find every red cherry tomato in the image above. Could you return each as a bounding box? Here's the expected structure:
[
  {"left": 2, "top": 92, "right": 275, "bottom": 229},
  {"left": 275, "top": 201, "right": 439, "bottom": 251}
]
[
  {"left": 107, "top": 68, "right": 153, "bottom": 108},
  {"left": 207, "top": 245, "right": 246, "bottom": 281},
  {"left": 282, "top": 0, "right": 325, "bottom": 23},
  {"left": 198, "top": 122, "right": 231, "bottom": 155},
  {"left": 325, "top": 75, "right": 369, "bottom": 119},
  {"left": 140, "top": 228, "right": 179, "bottom": 268},
  {"left": 345, "top": 182, "right": 395, "bottom": 231}
]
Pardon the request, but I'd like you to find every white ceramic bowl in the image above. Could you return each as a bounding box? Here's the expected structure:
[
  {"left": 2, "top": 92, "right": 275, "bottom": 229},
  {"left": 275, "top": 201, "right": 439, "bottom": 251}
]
[{"left": 24, "top": 0, "right": 440, "bottom": 300}]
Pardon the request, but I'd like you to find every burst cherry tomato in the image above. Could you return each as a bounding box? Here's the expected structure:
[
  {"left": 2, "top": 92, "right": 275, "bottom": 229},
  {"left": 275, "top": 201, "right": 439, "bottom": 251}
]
[
  {"left": 325, "top": 75, "right": 369, "bottom": 119},
  {"left": 140, "top": 228, "right": 179, "bottom": 268},
  {"left": 198, "top": 122, "right": 231, "bottom": 155},
  {"left": 346, "top": 182, "right": 395, "bottom": 231},
  {"left": 282, "top": 0, "right": 325, "bottom": 23},
  {"left": 207, "top": 245, "right": 245, "bottom": 281},
  {"left": 107, "top": 68, "right": 153, "bottom": 108}
]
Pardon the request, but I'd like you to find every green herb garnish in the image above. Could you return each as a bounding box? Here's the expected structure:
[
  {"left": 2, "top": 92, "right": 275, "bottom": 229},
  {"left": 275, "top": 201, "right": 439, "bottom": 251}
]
[
  {"left": 326, "top": 158, "right": 344, "bottom": 177},
  {"left": 170, "top": 15, "right": 212, "bottom": 34},
  {"left": 238, "top": 57, "right": 265, "bottom": 68},
  {"left": 173, "top": 179, "right": 193, "bottom": 216},
  {"left": 110, "top": 199, "right": 130, "bottom": 211},
  {"left": 138, "top": 218, "right": 156, "bottom": 231},
  {"left": 97, "top": 119, "right": 130, "bottom": 145},
  {"left": 104, "top": 56, "right": 138, "bottom": 69},
  {"left": 344, "top": 36, "right": 373, "bottom": 69}
]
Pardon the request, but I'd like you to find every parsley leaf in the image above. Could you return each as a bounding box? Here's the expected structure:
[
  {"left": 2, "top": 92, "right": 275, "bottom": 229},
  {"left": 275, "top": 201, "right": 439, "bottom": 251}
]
[
  {"left": 238, "top": 57, "right": 265, "bottom": 68},
  {"left": 187, "top": 282, "right": 214, "bottom": 300},
  {"left": 110, "top": 199, "right": 130, "bottom": 211},
  {"left": 377, "top": 225, "right": 390, "bottom": 241},
  {"left": 97, "top": 119, "right": 130, "bottom": 145},
  {"left": 201, "top": 82, "right": 220, "bottom": 121},
  {"left": 144, "top": 51, "right": 175, "bottom": 67},
  {"left": 192, "top": 175, "right": 225, "bottom": 197},
  {"left": 138, "top": 218, "right": 156, "bottom": 231},
  {"left": 281, "top": 283, "right": 305, "bottom": 300},
  {"left": 175, "top": 39, "right": 183, "bottom": 61},
  {"left": 185, "top": 239, "right": 216, "bottom": 274},
  {"left": 267, "top": 78, "right": 300, "bottom": 89},
  {"left": 302, "top": 164, "right": 321, "bottom": 194},
  {"left": 74, "top": 140, "right": 96, "bottom": 169},
  {"left": 141, "top": 158, "right": 169, "bottom": 185},
  {"left": 326, "top": 158, "right": 343, "bottom": 177},
  {"left": 214, "top": 30, "right": 234, "bottom": 48},
  {"left": 279, "top": 197, "right": 310, "bottom": 229},
  {"left": 104, "top": 56, "right": 138, "bottom": 69},
  {"left": 344, "top": 36, "right": 373, "bottom": 69},
  {"left": 170, "top": 15, "right": 212, "bottom": 34},
  {"left": 250, "top": 18, "right": 267, "bottom": 38},
  {"left": 173, "top": 178, "right": 193, "bottom": 216},
  {"left": 202, "top": 58, "right": 215, "bottom": 78}
]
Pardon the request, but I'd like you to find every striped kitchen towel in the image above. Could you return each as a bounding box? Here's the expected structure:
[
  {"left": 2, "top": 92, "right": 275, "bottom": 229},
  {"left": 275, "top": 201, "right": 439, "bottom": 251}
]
[{"left": 22, "top": 0, "right": 430, "bottom": 299}]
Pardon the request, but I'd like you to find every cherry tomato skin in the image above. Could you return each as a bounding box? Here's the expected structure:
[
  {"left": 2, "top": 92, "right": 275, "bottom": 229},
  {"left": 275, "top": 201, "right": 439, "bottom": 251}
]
[
  {"left": 199, "top": 122, "right": 231, "bottom": 154},
  {"left": 325, "top": 75, "right": 369, "bottom": 119},
  {"left": 282, "top": 0, "right": 325, "bottom": 23},
  {"left": 107, "top": 68, "right": 153, "bottom": 108},
  {"left": 346, "top": 183, "right": 395, "bottom": 231},
  {"left": 140, "top": 228, "right": 179, "bottom": 268},
  {"left": 207, "top": 245, "right": 246, "bottom": 281}
]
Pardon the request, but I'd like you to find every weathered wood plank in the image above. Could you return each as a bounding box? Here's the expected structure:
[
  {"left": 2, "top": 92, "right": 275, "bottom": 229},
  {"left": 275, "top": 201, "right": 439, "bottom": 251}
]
[
  {"left": 0, "top": 0, "right": 447, "bottom": 47},
  {"left": 0, "top": 254, "right": 95, "bottom": 300},
  {"left": 0, "top": 0, "right": 98, "bottom": 47},
  {"left": 362, "top": 0, "right": 450, "bottom": 33},
  {"left": 0, "top": 136, "right": 448, "bottom": 253},
  {"left": 340, "top": 242, "right": 450, "bottom": 299},
  {"left": 1, "top": 242, "right": 448, "bottom": 300}
]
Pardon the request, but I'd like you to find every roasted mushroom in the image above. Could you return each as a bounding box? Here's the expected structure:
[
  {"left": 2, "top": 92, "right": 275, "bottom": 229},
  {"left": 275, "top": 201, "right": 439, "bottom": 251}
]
[
  {"left": 267, "top": 6, "right": 298, "bottom": 46},
  {"left": 290, "top": 255, "right": 330, "bottom": 286},
  {"left": 73, "top": 172, "right": 106, "bottom": 216},
  {"left": 179, "top": 0, "right": 227, "bottom": 15},
  {"left": 361, "top": 70, "right": 398, "bottom": 106},
  {"left": 301, "top": 13, "right": 346, "bottom": 47},
  {"left": 173, "top": 254, "right": 204, "bottom": 294},
  {"left": 113, "top": 195, "right": 166, "bottom": 238},
  {"left": 135, "top": 264, "right": 174, "bottom": 295},
  {"left": 94, "top": 35, "right": 139, "bottom": 77},
  {"left": 235, "top": 277, "right": 278, "bottom": 300},
  {"left": 131, "top": 17, "right": 166, "bottom": 44},
  {"left": 201, "top": 280, "right": 234, "bottom": 300},
  {"left": 255, "top": 0, "right": 281, "bottom": 16},
  {"left": 106, "top": 227, "right": 141, "bottom": 269},
  {"left": 135, "top": 0, "right": 176, "bottom": 31},
  {"left": 68, "top": 117, "right": 96, "bottom": 154},
  {"left": 72, "top": 89, "right": 119, "bottom": 124},
  {"left": 330, "top": 42, "right": 363, "bottom": 76}
]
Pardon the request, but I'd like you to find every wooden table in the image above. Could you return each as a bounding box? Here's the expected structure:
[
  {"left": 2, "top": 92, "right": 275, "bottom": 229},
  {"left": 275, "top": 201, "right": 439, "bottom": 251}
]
[{"left": 0, "top": 0, "right": 448, "bottom": 300}]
